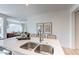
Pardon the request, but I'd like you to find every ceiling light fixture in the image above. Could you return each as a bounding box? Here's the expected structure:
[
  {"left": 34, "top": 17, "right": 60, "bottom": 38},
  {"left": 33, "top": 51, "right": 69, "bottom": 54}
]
[
  {"left": 25, "top": 0, "right": 31, "bottom": 6},
  {"left": 26, "top": 3, "right": 29, "bottom": 6}
]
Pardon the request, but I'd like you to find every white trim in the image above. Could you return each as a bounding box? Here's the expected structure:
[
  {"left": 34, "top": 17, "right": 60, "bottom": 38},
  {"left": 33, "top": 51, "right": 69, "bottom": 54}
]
[{"left": 70, "top": 12, "right": 76, "bottom": 49}]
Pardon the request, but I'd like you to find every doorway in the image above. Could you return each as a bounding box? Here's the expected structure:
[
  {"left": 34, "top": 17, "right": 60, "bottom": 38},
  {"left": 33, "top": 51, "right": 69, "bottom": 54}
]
[{"left": 75, "top": 11, "right": 79, "bottom": 49}]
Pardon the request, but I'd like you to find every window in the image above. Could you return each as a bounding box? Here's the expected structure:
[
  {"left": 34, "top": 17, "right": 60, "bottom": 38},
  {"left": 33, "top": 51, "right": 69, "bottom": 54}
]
[
  {"left": 0, "top": 17, "right": 3, "bottom": 37},
  {"left": 7, "top": 23, "right": 22, "bottom": 33},
  {"left": 0, "top": 24, "right": 1, "bottom": 34}
]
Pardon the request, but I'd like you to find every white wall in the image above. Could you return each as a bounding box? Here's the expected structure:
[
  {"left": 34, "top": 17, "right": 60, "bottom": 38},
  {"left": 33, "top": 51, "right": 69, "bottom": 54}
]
[{"left": 26, "top": 9, "right": 71, "bottom": 48}]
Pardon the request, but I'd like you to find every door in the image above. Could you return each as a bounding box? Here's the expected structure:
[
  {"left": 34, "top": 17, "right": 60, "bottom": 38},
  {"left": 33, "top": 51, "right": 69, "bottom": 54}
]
[{"left": 75, "top": 11, "right": 79, "bottom": 49}]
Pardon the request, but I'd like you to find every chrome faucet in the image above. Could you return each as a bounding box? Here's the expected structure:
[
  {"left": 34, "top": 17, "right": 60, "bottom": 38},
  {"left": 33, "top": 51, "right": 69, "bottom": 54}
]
[{"left": 38, "top": 29, "right": 42, "bottom": 43}]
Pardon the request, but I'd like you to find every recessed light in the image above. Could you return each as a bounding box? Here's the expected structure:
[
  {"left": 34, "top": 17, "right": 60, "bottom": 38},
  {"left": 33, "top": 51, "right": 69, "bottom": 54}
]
[
  {"left": 26, "top": 4, "right": 29, "bottom": 6},
  {"left": 25, "top": 0, "right": 31, "bottom": 6}
]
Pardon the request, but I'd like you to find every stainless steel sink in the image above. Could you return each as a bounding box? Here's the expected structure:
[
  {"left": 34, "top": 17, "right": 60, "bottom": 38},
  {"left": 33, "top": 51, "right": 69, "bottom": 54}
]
[
  {"left": 20, "top": 42, "right": 38, "bottom": 50},
  {"left": 20, "top": 42, "right": 54, "bottom": 55},
  {"left": 34, "top": 44, "right": 54, "bottom": 55}
]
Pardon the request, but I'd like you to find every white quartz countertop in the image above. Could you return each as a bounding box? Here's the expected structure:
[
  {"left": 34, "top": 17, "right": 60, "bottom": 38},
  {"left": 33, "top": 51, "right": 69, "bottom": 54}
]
[{"left": 3, "top": 37, "right": 64, "bottom": 55}]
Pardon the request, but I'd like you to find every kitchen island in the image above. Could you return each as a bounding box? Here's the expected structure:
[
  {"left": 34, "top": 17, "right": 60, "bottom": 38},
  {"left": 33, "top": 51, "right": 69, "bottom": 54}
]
[{"left": 3, "top": 37, "right": 64, "bottom": 55}]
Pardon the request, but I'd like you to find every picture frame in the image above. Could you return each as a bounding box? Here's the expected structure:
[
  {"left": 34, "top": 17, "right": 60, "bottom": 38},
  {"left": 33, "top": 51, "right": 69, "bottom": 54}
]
[{"left": 44, "top": 22, "right": 52, "bottom": 34}]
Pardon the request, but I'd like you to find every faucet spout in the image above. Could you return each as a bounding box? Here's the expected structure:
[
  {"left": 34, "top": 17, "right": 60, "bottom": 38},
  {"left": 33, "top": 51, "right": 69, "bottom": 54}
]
[{"left": 38, "top": 29, "right": 42, "bottom": 43}]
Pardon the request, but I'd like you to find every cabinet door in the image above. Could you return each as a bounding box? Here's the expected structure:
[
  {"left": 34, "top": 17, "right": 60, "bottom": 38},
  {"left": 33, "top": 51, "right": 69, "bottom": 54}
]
[{"left": 12, "top": 51, "right": 25, "bottom": 55}]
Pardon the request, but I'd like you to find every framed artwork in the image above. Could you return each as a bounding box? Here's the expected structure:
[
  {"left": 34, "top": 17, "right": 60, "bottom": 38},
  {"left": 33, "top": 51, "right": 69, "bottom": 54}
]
[
  {"left": 37, "top": 23, "right": 44, "bottom": 33},
  {"left": 44, "top": 22, "right": 52, "bottom": 34}
]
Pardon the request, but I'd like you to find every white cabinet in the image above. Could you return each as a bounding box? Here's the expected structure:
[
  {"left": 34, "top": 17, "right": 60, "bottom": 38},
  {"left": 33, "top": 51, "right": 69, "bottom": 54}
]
[{"left": 0, "top": 40, "right": 4, "bottom": 46}]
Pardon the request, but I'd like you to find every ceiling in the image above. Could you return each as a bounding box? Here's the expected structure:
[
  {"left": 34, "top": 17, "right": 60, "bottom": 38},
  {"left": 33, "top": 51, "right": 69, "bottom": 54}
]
[{"left": 0, "top": 4, "right": 73, "bottom": 21}]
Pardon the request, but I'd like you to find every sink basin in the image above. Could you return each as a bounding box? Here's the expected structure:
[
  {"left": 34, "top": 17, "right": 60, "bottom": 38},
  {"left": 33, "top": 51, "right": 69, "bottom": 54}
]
[
  {"left": 20, "top": 42, "right": 54, "bottom": 55},
  {"left": 34, "top": 44, "right": 54, "bottom": 55},
  {"left": 20, "top": 42, "right": 38, "bottom": 50}
]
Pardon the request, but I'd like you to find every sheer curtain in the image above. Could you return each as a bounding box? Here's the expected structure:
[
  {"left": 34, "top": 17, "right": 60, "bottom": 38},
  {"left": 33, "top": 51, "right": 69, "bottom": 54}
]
[
  {"left": 21, "top": 23, "right": 27, "bottom": 32},
  {"left": 7, "top": 23, "right": 22, "bottom": 33},
  {"left": 0, "top": 17, "right": 3, "bottom": 38}
]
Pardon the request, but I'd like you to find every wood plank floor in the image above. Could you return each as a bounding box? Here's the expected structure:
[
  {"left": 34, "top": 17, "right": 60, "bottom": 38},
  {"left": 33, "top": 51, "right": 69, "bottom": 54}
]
[{"left": 63, "top": 48, "right": 79, "bottom": 55}]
